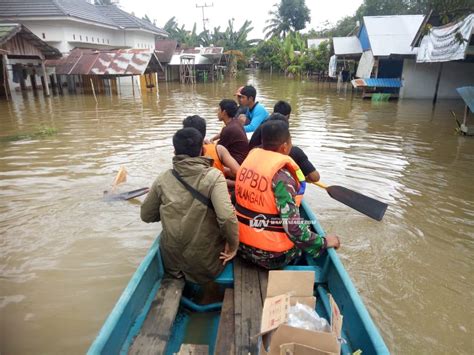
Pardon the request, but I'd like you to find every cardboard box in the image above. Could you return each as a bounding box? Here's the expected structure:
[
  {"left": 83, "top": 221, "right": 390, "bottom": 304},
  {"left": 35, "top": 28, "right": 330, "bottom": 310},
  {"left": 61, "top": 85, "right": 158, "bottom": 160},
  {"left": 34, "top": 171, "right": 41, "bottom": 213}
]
[{"left": 259, "top": 271, "right": 342, "bottom": 355}]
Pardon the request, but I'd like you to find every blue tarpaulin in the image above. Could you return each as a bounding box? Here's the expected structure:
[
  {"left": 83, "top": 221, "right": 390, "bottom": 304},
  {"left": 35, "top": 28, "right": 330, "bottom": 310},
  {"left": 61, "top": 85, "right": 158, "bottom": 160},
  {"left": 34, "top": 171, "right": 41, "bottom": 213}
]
[{"left": 456, "top": 86, "right": 474, "bottom": 112}]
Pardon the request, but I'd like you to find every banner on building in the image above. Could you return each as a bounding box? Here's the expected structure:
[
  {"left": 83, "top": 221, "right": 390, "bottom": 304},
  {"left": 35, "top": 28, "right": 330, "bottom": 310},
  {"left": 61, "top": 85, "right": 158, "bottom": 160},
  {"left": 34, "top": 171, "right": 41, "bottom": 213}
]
[{"left": 417, "top": 14, "right": 473, "bottom": 63}]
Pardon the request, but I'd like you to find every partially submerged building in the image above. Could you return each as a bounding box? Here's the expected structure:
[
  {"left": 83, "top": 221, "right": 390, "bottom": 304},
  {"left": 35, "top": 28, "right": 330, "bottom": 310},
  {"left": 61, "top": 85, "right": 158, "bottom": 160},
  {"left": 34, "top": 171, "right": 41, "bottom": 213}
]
[
  {"left": 402, "top": 13, "right": 474, "bottom": 100},
  {"left": 0, "top": 0, "right": 168, "bottom": 54},
  {"left": 353, "top": 15, "right": 425, "bottom": 98},
  {"left": 1, "top": 23, "right": 61, "bottom": 99},
  {"left": 162, "top": 45, "right": 224, "bottom": 83},
  {"left": 45, "top": 48, "right": 162, "bottom": 95}
]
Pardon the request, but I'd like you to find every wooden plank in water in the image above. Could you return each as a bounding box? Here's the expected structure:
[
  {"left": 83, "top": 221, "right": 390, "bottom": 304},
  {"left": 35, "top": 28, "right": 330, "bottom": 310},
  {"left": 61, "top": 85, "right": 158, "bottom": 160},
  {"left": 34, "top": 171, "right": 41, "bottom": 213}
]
[
  {"left": 129, "top": 277, "right": 185, "bottom": 355},
  {"left": 234, "top": 258, "right": 268, "bottom": 355},
  {"left": 214, "top": 288, "right": 234, "bottom": 355}
]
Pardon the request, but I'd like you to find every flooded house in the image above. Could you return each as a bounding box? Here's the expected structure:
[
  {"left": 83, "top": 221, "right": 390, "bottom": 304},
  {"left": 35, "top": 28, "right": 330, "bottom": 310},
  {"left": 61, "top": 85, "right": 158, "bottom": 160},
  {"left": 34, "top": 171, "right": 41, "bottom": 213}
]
[
  {"left": 351, "top": 14, "right": 425, "bottom": 98},
  {"left": 403, "top": 13, "right": 474, "bottom": 101},
  {"left": 0, "top": 0, "right": 168, "bottom": 96},
  {"left": 0, "top": 23, "right": 61, "bottom": 99}
]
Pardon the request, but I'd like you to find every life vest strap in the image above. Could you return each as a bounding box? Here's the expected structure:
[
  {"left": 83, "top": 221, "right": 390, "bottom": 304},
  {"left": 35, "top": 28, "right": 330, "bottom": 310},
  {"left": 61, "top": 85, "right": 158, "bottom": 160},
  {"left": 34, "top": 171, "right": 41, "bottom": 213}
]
[{"left": 235, "top": 203, "right": 280, "bottom": 219}]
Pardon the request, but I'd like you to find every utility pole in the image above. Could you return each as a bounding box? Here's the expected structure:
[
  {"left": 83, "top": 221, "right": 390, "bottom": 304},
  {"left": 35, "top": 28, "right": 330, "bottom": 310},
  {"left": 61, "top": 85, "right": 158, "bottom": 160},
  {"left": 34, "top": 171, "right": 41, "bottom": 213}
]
[{"left": 196, "top": 2, "right": 213, "bottom": 31}]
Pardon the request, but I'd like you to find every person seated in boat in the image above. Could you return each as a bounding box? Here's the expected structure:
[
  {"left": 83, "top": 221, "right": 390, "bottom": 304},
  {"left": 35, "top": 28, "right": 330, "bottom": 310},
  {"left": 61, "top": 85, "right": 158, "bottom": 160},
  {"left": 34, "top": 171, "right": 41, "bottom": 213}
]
[
  {"left": 235, "top": 120, "right": 340, "bottom": 269},
  {"left": 182, "top": 115, "right": 240, "bottom": 178},
  {"left": 141, "top": 127, "right": 239, "bottom": 284},
  {"left": 248, "top": 102, "right": 320, "bottom": 183},
  {"left": 237, "top": 85, "right": 269, "bottom": 133}
]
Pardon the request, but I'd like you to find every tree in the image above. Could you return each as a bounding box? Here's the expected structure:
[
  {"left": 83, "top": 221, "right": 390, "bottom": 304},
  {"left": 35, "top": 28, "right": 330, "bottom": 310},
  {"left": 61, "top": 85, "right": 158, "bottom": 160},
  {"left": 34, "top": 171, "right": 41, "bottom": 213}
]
[{"left": 264, "top": 0, "right": 311, "bottom": 39}]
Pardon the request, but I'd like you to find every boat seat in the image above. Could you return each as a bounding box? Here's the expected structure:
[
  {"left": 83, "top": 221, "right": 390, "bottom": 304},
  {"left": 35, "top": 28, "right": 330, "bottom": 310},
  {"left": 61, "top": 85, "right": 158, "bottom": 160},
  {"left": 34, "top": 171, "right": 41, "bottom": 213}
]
[
  {"left": 128, "top": 277, "right": 185, "bottom": 355},
  {"left": 214, "top": 262, "right": 233, "bottom": 285}
]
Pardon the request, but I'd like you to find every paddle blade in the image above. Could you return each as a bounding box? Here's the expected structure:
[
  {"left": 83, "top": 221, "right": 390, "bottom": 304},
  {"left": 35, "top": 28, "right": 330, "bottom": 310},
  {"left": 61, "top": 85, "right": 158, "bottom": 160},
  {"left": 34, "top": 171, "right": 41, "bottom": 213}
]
[
  {"left": 103, "top": 187, "right": 149, "bottom": 201},
  {"left": 326, "top": 185, "right": 388, "bottom": 221}
]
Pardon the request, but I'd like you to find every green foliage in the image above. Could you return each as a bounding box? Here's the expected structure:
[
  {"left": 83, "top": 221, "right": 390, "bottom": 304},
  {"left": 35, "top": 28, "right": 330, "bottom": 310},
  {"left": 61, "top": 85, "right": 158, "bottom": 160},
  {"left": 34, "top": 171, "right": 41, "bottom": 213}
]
[
  {"left": 264, "top": 0, "right": 311, "bottom": 39},
  {"left": 1, "top": 126, "right": 58, "bottom": 142},
  {"left": 301, "top": 41, "right": 331, "bottom": 73}
]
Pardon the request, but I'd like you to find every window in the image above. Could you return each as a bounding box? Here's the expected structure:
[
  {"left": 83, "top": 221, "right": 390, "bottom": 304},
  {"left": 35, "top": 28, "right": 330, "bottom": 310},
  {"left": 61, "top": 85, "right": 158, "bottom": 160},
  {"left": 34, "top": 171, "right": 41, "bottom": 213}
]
[
  {"left": 73, "top": 34, "right": 76, "bottom": 40},
  {"left": 91, "top": 37, "right": 94, "bottom": 42},
  {"left": 80, "top": 35, "right": 82, "bottom": 41},
  {"left": 42, "top": 33, "right": 45, "bottom": 39},
  {"left": 97, "top": 37, "right": 99, "bottom": 43},
  {"left": 102, "top": 38, "right": 104, "bottom": 43},
  {"left": 86, "top": 36, "right": 88, "bottom": 41},
  {"left": 107, "top": 39, "right": 109, "bottom": 44}
]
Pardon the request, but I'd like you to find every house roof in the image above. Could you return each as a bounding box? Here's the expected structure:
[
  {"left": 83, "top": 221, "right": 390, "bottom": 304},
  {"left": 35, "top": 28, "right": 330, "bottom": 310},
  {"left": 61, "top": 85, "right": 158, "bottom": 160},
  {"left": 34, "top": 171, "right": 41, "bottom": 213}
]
[
  {"left": 0, "top": 0, "right": 167, "bottom": 36},
  {"left": 45, "top": 48, "right": 159, "bottom": 75},
  {"left": 0, "top": 23, "right": 61, "bottom": 58},
  {"left": 362, "top": 15, "right": 425, "bottom": 56},
  {"left": 168, "top": 47, "right": 224, "bottom": 66},
  {"left": 333, "top": 36, "right": 362, "bottom": 56},
  {"left": 95, "top": 5, "right": 168, "bottom": 36},
  {"left": 155, "top": 39, "right": 178, "bottom": 63}
]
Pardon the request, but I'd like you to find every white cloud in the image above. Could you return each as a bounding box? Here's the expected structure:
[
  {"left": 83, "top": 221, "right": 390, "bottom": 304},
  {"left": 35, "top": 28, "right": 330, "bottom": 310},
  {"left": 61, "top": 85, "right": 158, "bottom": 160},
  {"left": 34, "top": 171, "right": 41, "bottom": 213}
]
[{"left": 119, "top": 0, "right": 362, "bottom": 39}]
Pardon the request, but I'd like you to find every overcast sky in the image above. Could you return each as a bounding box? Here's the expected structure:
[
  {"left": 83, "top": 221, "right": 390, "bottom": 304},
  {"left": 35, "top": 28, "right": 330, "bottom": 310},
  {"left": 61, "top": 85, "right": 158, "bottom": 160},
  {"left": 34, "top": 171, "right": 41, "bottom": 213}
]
[{"left": 119, "top": 0, "right": 363, "bottom": 39}]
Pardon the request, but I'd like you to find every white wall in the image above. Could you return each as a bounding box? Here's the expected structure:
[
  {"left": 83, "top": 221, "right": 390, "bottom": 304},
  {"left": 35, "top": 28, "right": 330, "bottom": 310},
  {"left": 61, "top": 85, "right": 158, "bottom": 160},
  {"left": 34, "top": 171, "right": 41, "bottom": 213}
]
[
  {"left": 401, "top": 59, "right": 474, "bottom": 99},
  {"left": 21, "top": 20, "right": 156, "bottom": 53},
  {"left": 123, "top": 30, "right": 155, "bottom": 50}
]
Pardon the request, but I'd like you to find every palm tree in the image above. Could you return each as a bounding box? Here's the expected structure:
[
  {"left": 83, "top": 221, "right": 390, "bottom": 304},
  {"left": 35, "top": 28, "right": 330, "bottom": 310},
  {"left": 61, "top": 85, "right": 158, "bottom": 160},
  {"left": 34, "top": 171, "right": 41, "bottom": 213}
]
[{"left": 264, "top": 4, "right": 291, "bottom": 39}]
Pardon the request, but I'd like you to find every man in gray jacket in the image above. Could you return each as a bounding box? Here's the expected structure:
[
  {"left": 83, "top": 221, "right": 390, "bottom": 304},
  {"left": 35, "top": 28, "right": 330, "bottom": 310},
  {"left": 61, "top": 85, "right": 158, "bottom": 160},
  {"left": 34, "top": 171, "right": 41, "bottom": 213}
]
[{"left": 141, "top": 127, "right": 239, "bottom": 284}]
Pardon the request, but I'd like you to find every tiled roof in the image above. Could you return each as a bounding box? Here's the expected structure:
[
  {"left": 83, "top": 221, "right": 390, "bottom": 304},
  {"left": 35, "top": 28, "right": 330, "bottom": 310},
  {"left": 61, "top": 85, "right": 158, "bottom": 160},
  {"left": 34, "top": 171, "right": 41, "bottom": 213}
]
[
  {"left": 0, "top": 0, "right": 167, "bottom": 36},
  {"left": 95, "top": 5, "right": 168, "bottom": 36}
]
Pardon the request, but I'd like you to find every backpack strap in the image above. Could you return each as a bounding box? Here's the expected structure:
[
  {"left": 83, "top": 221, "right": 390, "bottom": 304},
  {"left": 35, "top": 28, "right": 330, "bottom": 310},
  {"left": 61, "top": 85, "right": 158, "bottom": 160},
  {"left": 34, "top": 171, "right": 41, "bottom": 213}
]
[{"left": 171, "top": 169, "right": 214, "bottom": 210}]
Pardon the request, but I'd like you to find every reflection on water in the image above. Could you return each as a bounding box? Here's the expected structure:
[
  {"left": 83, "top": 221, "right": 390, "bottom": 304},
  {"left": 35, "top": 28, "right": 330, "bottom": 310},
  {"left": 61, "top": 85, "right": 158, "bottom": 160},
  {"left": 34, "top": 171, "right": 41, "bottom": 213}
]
[{"left": 1, "top": 72, "right": 473, "bottom": 354}]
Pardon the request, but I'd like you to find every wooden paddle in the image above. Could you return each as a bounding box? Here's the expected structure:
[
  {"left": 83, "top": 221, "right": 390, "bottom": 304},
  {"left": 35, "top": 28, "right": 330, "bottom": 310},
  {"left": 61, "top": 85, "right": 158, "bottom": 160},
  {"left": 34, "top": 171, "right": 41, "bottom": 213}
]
[
  {"left": 103, "top": 187, "right": 150, "bottom": 201},
  {"left": 313, "top": 181, "right": 388, "bottom": 221}
]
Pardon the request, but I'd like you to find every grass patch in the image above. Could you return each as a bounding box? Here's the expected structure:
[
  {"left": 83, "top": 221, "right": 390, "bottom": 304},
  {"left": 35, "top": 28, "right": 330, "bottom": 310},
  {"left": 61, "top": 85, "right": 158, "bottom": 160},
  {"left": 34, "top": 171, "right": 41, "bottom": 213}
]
[{"left": 0, "top": 126, "right": 59, "bottom": 142}]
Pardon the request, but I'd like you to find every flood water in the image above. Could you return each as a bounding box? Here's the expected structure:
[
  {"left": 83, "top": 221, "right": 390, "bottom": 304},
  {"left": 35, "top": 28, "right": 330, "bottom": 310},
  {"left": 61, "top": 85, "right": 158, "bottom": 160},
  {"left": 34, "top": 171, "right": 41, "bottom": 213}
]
[{"left": 1, "top": 72, "right": 473, "bottom": 354}]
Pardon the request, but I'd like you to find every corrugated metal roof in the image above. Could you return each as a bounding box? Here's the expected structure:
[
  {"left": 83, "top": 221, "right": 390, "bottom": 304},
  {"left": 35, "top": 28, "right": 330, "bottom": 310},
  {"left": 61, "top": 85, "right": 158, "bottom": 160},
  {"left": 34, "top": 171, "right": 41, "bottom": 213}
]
[
  {"left": 46, "top": 48, "right": 156, "bottom": 75},
  {"left": 333, "top": 36, "right": 362, "bottom": 56},
  {"left": 168, "top": 47, "right": 224, "bottom": 66},
  {"left": 155, "top": 40, "right": 178, "bottom": 63},
  {"left": 363, "top": 15, "right": 425, "bottom": 56},
  {"left": 0, "top": 23, "right": 61, "bottom": 58},
  {"left": 0, "top": 0, "right": 167, "bottom": 36},
  {"left": 352, "top": 78, "right": 402, "bottom": 88}
]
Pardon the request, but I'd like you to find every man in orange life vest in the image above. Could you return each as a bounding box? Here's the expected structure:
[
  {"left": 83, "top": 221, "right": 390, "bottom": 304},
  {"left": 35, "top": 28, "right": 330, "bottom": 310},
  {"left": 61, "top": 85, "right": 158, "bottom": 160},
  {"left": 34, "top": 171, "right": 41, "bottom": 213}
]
[
  {"left": 183, "top": 115, "right": 240, "bottom": 178},
  {"left": 235, "top": 120, "right": 341, "bottom": 269}
]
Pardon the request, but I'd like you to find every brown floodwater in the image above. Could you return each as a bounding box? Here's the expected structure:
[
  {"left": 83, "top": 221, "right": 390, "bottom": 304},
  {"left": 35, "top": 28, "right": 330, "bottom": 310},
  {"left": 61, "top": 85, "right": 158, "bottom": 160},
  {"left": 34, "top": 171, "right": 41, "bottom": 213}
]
[{"left": 1, "top": 72, "right": 473, "bottom": 354}]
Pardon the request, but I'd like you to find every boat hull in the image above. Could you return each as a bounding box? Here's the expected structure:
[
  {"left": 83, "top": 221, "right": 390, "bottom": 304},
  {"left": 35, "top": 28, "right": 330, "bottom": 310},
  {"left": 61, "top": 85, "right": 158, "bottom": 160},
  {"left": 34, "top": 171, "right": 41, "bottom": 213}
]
[{"left": 88, "top": 200, "right": 389, "bottom": 354}]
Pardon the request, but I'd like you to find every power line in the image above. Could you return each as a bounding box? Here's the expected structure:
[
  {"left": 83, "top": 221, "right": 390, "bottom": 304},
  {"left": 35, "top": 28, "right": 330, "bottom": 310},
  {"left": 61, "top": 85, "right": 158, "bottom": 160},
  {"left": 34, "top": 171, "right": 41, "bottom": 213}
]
[{"left": 196, "top": 2, "right": 213, "bottom": 31}]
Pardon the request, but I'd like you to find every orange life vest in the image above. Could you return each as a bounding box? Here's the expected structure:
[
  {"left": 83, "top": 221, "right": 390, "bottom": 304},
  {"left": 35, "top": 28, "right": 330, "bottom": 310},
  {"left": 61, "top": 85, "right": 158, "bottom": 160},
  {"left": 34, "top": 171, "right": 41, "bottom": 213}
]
[
  {"left": 235, "top": 148, "right": 306, "bottom": 252},
  {"left": 203, "top": 143, "right": 224, "bottom": 173}
]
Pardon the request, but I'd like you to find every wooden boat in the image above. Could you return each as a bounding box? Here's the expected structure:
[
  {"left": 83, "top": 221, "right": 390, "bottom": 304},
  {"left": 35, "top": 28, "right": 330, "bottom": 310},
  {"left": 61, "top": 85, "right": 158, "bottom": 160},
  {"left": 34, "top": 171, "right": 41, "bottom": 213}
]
[{"left": 88, "top": 200, "right": 389, "bottom": 354}]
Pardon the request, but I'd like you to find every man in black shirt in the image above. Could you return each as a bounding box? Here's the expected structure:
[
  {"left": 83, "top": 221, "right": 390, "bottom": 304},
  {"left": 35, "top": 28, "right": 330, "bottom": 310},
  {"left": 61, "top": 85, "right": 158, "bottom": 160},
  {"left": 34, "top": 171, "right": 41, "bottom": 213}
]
[{"left": 248, "top": 101, "right": 320, "bottom": 183}]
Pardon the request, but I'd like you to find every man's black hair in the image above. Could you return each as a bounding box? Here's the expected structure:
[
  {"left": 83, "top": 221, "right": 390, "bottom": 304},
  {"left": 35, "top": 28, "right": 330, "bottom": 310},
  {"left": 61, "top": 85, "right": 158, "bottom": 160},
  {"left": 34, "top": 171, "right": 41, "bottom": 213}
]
[
  {"left": 261, "top": 120, "right": 290, "bottom": 151},
  {"left": 240, "top": 85, "right": 257, "bottom": 100},
  {"left": 182, "top": 115, "right": 206, "bottom": 138},
  {"left": 173, "top": 127, "right": 203, "bottom": 157},
  {"left": 268, "top": 112, "right": 288, "bottom": 122},
  {"left": 219, "top": 99, "right": 238, "bottom": 118},
  {"left": 273, "top": 101, "right": 291, "bottom": 116}
]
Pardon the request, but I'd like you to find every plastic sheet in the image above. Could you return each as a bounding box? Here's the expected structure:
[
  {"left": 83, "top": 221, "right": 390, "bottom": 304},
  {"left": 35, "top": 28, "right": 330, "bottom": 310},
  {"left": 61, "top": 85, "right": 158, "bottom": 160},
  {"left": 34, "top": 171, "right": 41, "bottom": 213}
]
[{"left": 287, "top": 302, "right": 330, "bottom": 332}]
